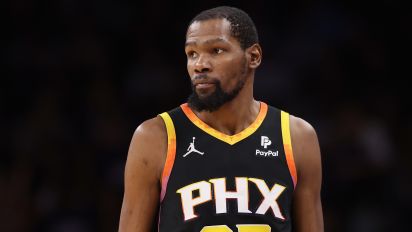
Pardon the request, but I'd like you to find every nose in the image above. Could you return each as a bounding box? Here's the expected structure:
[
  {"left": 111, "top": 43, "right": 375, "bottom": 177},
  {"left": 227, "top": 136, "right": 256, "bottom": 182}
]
[{"left": 194, "top": 55, "right": 212, "bottom": 73}]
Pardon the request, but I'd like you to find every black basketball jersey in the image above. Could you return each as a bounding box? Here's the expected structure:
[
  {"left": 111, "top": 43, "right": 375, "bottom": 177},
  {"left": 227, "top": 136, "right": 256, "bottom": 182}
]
[{"left": 157, "top": 102, "right": 297, "bottom": 232}]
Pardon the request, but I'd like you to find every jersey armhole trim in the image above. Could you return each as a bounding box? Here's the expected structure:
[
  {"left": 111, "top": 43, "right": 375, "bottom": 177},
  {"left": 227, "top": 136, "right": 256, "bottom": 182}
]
[
  {"left": 159, "top": 112, "right": 177, "bottom": 202},
  {"left": 281, "top": 111, "right": 298, "bottom": 189}
]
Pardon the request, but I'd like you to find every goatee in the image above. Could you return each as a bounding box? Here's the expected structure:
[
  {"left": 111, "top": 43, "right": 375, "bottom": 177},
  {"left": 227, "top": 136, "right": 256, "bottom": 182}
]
[{"left": 188, "top": 77, "right": 245, "bottom": 112}]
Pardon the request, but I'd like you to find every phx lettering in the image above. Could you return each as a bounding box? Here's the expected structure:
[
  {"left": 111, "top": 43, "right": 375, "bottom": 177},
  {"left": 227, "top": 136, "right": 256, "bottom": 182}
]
[{"left": 176, "top": 177, "right": 286, "bottom": 221}]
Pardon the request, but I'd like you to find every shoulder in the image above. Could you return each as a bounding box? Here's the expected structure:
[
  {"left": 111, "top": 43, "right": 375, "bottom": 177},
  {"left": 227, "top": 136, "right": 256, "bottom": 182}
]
[
  {"left": 126, "top": 115, "right": 168, "bottom": 180},
  {"left": 130, "top": 116, "right": 167, "bottom": 154},
  {"left": 288, "top": 115, "right": 321, "bottom": 178},
  {"left": 289, "top": 115, "right": 318, "bottom": 145},
  {"left": 133, "top": 116, "right": 167, "bottom": 142}
]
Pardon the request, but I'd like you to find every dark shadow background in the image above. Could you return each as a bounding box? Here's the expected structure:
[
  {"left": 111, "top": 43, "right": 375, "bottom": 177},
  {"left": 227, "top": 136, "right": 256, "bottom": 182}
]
[{"left": 3, "top": 0, "right": 410, "bottom": 231}]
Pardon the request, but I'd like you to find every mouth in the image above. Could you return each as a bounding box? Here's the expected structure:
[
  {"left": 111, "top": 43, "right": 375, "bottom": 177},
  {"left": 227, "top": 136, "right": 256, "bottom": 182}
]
[
  {"left": 192, "top": 76, "right": 218, "bottom": 92},
  {"left": 192, "top": 75, "right": 218, "bottom": 85},
  {"left": 196, "top": 83, "right": 215, "bottom": 90}
]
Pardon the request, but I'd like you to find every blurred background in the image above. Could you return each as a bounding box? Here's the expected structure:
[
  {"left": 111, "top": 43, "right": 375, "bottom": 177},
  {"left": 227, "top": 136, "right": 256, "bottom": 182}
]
[{"left": 3, "top": 0, "right": 410, "bottom": 231}]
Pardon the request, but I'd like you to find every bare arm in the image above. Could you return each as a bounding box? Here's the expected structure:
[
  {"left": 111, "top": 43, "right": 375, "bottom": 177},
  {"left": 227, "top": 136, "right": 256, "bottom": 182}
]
[
  {"left": 290, "top": 115, "right": 324, "bottom": 232},
  {"left": 118, "top": 116, "right": 167, "bottom": 232}
]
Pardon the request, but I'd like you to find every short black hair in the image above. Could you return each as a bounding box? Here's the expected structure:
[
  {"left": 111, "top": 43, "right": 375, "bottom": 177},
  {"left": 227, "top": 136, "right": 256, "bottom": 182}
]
[{"left": 188, "top": 6, "right": 259, "bottom": 50}]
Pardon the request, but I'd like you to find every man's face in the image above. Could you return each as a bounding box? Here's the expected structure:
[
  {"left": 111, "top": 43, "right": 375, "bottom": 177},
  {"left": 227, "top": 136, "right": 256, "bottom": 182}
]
[{"left": 185, "top": 18, "right": 249, "bottom": 112}]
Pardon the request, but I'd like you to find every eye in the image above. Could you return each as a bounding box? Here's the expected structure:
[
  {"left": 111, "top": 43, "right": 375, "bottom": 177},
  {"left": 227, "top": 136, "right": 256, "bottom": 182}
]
[
  {"left": 214, "top": 48, "right": 224, "bottom": 54},
  {"left": 187, "top": 51, "right": 198, "bottom": 59}
]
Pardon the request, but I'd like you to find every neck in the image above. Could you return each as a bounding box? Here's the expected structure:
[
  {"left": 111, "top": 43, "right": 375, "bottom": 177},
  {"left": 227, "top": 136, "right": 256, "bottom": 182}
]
[{"left": 193, "top": 78, "right": 260, "bottom": 135}]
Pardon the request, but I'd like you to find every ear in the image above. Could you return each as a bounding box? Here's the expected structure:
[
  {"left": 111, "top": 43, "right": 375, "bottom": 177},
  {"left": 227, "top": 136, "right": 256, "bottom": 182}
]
[{"left": 246, "top": 43, "right": 262, "bottom": 69}]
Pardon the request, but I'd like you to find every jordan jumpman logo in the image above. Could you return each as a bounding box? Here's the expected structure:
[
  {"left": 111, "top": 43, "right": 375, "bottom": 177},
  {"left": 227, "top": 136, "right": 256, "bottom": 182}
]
[{"left": 183, "top": 137, "right": 204, "bottom": 157}]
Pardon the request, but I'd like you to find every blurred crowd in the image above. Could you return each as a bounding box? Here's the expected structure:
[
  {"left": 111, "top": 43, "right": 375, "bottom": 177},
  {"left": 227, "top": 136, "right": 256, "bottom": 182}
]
[{"left": 3, "top": 0, "right": 409, "bottom": 231}]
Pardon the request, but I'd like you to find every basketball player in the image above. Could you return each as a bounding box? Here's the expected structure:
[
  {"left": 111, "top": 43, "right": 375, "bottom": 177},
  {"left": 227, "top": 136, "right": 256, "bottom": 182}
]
[{"left": 118, "top": 6, "right": 323, "bottom": 232}]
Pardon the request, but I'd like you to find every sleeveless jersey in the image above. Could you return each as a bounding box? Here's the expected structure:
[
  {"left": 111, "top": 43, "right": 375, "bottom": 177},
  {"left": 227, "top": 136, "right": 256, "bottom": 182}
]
[{"left": 157, "top": 102, "right": 297, "bottom": 232}]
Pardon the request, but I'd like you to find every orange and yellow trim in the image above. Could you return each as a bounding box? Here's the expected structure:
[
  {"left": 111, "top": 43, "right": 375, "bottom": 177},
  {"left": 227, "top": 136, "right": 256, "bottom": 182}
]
[
  {"left": 281, "top": 111, "right": 297, "bottom": 188},
  {"left": 181, "top": 102, "right": 268, "bottom": 145},
  {"left": 159, "top": 112, "right": 177, "bottom": 202}
]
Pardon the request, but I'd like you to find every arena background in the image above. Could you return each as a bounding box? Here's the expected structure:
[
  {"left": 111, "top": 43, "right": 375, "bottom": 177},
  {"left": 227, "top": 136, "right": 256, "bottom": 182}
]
[{"left": 3, "top": 0, "right": 409, "bottom": 231}]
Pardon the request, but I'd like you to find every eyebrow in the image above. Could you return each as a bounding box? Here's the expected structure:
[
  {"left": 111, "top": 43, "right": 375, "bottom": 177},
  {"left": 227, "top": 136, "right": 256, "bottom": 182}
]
[{"left": 185, "top": 38, "right": 228, "bottom": 47}]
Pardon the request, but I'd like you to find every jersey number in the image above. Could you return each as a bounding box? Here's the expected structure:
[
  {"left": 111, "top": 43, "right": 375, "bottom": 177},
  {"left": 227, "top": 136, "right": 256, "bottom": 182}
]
[{"left": 201, "top": 224, "right": 271, "bottom": 232}]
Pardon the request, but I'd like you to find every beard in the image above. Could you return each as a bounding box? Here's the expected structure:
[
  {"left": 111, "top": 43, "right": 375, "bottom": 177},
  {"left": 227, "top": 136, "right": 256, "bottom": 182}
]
[
  {"left": 187, "top": 79, "right": 244, "bottom": 112},
  {"left": 187, "top": 61, "right": 247, "bottom": 112}
]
